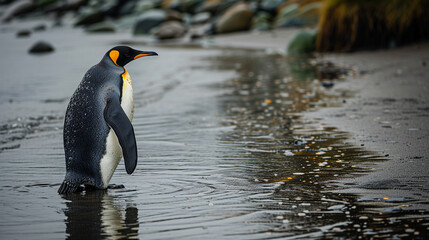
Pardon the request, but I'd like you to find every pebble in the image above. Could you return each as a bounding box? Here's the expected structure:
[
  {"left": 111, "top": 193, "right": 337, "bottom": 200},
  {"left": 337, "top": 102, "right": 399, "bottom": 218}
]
[{"left": 28, "top": 41, "right": 54, "bottom": 53}]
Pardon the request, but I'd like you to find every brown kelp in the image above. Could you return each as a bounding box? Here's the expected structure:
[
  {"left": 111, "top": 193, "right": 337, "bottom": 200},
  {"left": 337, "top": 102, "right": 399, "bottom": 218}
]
[{"left": 316, "top": 0, "right": 429, "bottom": 52}]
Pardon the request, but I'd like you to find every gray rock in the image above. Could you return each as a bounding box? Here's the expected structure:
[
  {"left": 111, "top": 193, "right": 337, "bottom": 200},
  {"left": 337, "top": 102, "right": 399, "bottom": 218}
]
[
  {"left": 118, "top": 0, "right": 137, "bottom": 16},
  {"left": 251, "top": 11, "right": 271, "bottom": 31},
  {"left": 163, "top": 0, "right": 204, "bottom": 13},
  {"left": 35, "top": 0, "right": 60, "bottom": 9},
  {"left": 155, "top": 20, "right": 187, "bottom": 40},
  {"left": 182, "top": 0, "right": 205, "bottom": 13},
  {"left": 275, "top": 2, "right": 321, "bottom": 28},
  {"left": 135, "top": 0, "right": 156, "bottom": 14},
  {"left": 85, "top": 21, "right": 115, "bottom": 33},
  {"left": 260, "top": 0, "right": 285, "bottom": 13},
  {"left": 133, "top": 9, "right": 166, "bottom": 35},
  {"left": 1, "top": 0, "right": 34, "bottom": 22},
  {"left": 46, "top": 0, "right": 88, "bottom": 12},
  {"left": 16, "top": 29, "right": 31, "bottom": 37},
  {"left": 321, "top": 81, "right": 334, "bottom": 88},
  {"left": 74, "top": 10, "right": 104, "bottom": 26},
  {"left": 215, "top": 2, "right": 252, "bottom": 34},
  {"left": 33, "top": 24, "right": 46, "bottom": 31},
  {"left": 191, "top": 12, "right": 211, "bottom": 24},
  {"left": 29, "top": 41, "right": 55, "bottom": 54}
]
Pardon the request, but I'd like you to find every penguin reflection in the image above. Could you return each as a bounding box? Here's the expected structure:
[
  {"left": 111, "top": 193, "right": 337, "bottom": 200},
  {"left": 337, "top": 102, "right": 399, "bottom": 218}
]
[{"left": 62, "top": 190, "right": 139, "bottom": 239}]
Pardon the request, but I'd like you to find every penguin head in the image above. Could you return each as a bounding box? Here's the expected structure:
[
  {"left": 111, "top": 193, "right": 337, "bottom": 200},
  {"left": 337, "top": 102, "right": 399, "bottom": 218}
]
[{"left": 107, "top": 46, "right": 158, "bottom": 67}]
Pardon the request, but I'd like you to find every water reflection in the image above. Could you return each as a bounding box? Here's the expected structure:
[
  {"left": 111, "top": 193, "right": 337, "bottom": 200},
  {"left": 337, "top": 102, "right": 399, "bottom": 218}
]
[
  {"left": 0, "top": 42, "right": 428, "bottom": 239},
  {"left": 206, "top": 50, "right": 429, "bottom": 237},
  {"left": 63, "top": 190, "right": 138, "bottom": 240}
]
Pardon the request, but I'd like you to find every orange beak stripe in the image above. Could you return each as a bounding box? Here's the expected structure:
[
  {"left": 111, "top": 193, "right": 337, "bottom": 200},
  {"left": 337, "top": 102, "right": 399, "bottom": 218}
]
[{"left": 134, "top": 54, "right": 148, "bottom": 60}]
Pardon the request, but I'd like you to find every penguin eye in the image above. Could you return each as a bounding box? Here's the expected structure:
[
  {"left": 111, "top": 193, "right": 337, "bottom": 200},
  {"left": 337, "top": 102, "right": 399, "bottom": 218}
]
[{"left": 125, "top": 53, "right": 131, "bottom": 58}]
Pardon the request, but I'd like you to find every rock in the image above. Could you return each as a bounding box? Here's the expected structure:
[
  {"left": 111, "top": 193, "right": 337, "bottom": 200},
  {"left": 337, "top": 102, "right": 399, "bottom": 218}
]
[
  {"left": 35, "top": 0, "right": 59, "bottom": 9},
  {"left": 287, "top": 30, "right": 316, "bottom": 55},
  {"left": 74, "top": 10, "right": 104, "bottom": 26},
  {"left": 16, "top": 29, "right": 31, "bottom": 37},
  {"left": 155, "top": 20, "right": 187, "bottom": 40},
  {"left": 260, "top": 0, "right": 285, "bottom": 14},
  {"left": 162, "top": 0, "right": 180, "bottom": 11},
  {"left": 101, "top": 0, "right": 143, "bottom": 18},
  {"left": 116, "top": 14, "right": 140, "bottom": 29},
  {"left": 215, "top": 2, "right": 252, "bottom": 34},
  {"left": 251, "top": 11, "right": 271, "bottom": 31},
  {"left": 33, "top": 24, "right": 46, "bottom": 31},
  {"left": 190, "top": 29, "right": 203, "bottom": 39},
  {"left": 195, "top": 0, "right": 222, "bottom": 13},
  {"left": 274, "top": 3, "right": 298, "bottom": 26},
  {"left": 321, "top": 81, "right": 334, "bottom": 88},
  {"left": 133, "top": 9, "right": 166, "bottom": 35},
  {"left": 29, "top": 41, "right": 55, "bottom": 54},
  {"left": 46, "top": 0, "right": 88, "bottom": 12},
  {"left": 275, "top": 2, "right": 321, "bottom": 28},
  {"left": 85, "top": 21, "right": 115, "bottom": 33},
  {"left": 1, "top": 0, "right": 34, "bottom": 22},
  {"left": 182, "top": 0, "right": 205, "bottom": 13},
  {"left": 99, "top": 0, "right": 122, "bottom": 18},
  {"left": 191, "top": 11, "right": 211, "bottom": 24},
  {"left": 166, "top": 10, "right": 183, "bottom": 22},
  {"left": 162, "top": 0, "right": 203, "bottom": 13},
  {"left": 135, "top": 0, "right": 156, "bottom": 14},
  {"left": 118, "top": 0, "right": 137, "bottom": 16}
]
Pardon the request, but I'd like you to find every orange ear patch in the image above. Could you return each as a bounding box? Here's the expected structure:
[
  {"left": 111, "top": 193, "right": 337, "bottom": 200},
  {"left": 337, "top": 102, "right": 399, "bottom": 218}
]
[{"left": 109, "top": 50, "right": 120, "bottom": 65}]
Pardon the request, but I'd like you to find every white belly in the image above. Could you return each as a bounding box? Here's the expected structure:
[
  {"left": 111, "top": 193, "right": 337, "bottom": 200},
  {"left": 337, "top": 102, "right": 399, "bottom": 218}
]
[{"left": 100, "top": 71, "right": 134, "bottom": 188}]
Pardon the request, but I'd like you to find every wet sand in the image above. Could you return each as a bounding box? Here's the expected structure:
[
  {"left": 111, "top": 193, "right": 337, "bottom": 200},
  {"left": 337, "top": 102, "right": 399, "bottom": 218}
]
[
  {"left": 1, "top": 21, "right": 428, "bottom": 239},
  {"left": 209, "top": 30, "right": 429, "bottom": 209},
  {"left": 308, "top": 45, "right": 429, "bottom": 208}
]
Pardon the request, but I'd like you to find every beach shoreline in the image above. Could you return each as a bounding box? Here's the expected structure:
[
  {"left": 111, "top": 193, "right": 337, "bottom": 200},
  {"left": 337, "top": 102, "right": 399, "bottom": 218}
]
[{"left": 208, "top": 29, "right": 429, "bottom": 208}]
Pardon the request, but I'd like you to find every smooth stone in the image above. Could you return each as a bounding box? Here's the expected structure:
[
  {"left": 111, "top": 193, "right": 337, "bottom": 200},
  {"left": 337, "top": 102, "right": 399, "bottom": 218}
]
[
  {"left": 215, "top": 2, "right": 252, "bottom": 34},
  {"left": 191, "top": 11, "right": 211, "bottom": 24},
  {"left": 260, "top": 0, "right": 285, "bottom": 13},
  {"left": 322, "top": 81, "right": 334, "bottom": 88},
  {"left": 85, "top": 21, "right": 115, "bottom": 33},
  {"left": 275, "top": 2, "right": 321, "bottom": 28},
  {"left": 74, "top": 10, "right": 104, "bottom": 26},
  {"left": 29, "top": 41, "right": 55, "bottom": 53},
  {"left": 133, "top": 9, "right": 167, "bottom": 35},
  {"left": 16, "top": 29, "right": 31, "bottom": 37},
  {"left": 1, "top": 0, "right": 34, "bottom": 22},
  {"left": 251, "top": 11, "right": 271, "bottom": 31},
  {"left": 33, "top": 24, "right": 46, "bottom": 31},
  {"left": 155, "top": 20, "right": 187, "bottom": 40}
]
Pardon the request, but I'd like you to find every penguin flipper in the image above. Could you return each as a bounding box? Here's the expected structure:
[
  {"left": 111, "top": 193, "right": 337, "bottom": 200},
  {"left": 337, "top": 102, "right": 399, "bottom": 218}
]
[{"left": 104, "top": 93, "right": 137, "bottom": 174}]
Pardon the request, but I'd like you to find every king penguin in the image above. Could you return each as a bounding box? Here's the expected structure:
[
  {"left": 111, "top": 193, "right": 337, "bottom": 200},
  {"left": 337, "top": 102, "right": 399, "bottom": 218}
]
[{"left": 58, "top": 46, "right": 158, "bottom": 194}]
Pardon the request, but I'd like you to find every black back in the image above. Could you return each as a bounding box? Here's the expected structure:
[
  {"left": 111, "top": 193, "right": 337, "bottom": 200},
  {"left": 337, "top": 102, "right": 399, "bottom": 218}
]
[{"left": 63, "top": 55, "right": 123, "bottom": 188}]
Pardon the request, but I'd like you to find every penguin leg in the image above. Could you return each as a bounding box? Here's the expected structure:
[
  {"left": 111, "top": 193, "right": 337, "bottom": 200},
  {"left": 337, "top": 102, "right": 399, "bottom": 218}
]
[{"left": 104, "top": 91, "right": 138, "bottom": 174}]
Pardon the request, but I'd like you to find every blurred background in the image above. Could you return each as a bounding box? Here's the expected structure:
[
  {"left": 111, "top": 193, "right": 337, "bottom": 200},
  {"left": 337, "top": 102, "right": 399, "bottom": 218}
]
[{"left": 1, "top": 0, "right": 428, "bottom": 52}]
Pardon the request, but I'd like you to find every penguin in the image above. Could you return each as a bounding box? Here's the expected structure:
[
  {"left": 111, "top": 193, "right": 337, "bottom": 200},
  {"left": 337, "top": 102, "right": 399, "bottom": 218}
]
[{"left": 58, "top": 46, "right": 158, "bottom": 194}]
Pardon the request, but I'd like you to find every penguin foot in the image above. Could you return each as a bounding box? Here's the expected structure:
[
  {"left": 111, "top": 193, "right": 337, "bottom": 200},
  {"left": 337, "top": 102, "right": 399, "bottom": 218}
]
[{"left": 58, "top": 180, "right": 81, "bottom": 194}]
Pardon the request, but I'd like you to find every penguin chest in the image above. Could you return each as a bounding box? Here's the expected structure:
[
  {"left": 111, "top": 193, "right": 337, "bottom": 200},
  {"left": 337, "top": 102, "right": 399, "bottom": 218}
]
[{"left": 99, "top": 71, "right": 134, "bottom": 188}]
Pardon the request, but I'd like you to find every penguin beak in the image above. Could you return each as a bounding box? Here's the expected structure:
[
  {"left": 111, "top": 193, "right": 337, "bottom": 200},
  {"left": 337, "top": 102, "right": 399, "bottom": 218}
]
[{"left": 134, "top": 51, "right": 158, "bottom": 60}]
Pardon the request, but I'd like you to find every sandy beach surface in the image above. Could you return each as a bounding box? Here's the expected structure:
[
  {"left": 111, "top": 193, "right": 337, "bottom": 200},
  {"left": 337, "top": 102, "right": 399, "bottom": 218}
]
[
  {"left": 209, "top": 29, "right": 429, "bottom": 208},
  {"left": 1, "top": 20, "right": 428, "bottom": 238},
  {"left": 309, "top": 44, "right": 429, "bottom": 208}
]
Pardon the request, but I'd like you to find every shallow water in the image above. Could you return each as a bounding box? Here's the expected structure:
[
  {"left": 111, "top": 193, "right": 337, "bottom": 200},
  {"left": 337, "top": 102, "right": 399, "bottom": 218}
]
[{"left": 0, "top": 25, "right": 428, "bottom": 239}]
